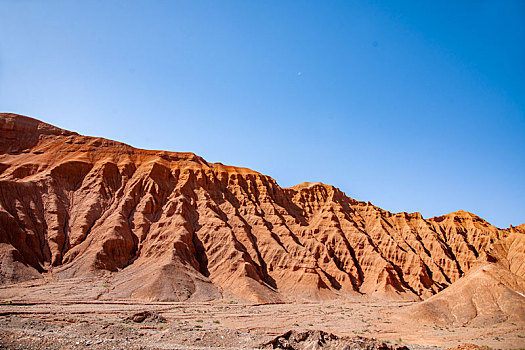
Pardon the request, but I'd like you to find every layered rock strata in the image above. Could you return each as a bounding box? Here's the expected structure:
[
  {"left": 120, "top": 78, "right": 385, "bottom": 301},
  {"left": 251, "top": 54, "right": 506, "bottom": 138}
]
[{"left": 0, "top": 113, "right": 522, "bottom": 303}]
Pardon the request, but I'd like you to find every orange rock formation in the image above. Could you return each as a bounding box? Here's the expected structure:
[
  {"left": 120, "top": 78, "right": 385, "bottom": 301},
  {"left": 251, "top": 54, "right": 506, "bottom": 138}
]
[{"left": 0, "top": 113, "right": 523, "bottom": 304}]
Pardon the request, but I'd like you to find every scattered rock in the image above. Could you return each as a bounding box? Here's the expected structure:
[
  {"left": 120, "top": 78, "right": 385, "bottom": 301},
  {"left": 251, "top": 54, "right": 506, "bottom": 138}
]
[
  {"left": 125, "top": 311, "right": 167, "bottom": 324},
  {"left": 261, "top": 330, "right": 404, "bottom": 350},
  {"left": 446, "top": 344, "right": 484, "bottom": 350}
]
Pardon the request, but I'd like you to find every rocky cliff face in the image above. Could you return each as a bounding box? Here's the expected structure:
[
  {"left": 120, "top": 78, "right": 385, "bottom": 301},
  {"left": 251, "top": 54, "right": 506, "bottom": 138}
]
[{"left": 0, "top": 114, "right": 521, "bottom": 302}]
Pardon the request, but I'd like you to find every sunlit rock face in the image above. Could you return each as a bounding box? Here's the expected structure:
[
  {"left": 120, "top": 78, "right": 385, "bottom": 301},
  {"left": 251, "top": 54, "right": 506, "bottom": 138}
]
[{"left": 0, "top": 113, "right": 521, "bottom": 303}]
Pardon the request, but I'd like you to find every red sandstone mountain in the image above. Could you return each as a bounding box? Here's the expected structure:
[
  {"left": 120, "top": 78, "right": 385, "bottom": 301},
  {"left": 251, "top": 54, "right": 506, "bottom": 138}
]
[{"left": 0, "top": 113, "right": 523, "bottom": 305}]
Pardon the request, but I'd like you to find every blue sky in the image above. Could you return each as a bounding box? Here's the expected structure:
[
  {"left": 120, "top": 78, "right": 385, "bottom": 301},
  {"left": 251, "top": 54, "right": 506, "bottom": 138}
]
[{"left": 1, "top": 1, "right": 524, "bottom": 228}]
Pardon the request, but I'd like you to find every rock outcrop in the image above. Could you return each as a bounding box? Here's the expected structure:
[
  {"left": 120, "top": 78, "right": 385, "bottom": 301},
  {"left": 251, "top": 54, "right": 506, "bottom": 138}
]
[
  {"left": 261, "top": 330, "right": 407, "bottom": 350},
  {"left": 0, "top": 113, "right": 522, "bottom": 303}
]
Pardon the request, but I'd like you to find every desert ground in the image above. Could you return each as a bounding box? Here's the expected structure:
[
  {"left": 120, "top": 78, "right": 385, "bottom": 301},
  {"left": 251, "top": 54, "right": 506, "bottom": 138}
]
[{"left": 0, "top": 278, "right": 523, "bottom": 350}]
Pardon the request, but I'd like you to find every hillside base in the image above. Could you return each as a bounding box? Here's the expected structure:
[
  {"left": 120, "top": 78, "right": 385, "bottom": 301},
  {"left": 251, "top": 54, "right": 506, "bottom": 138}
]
[{"left": 0, "top": 278, "right": 523, "bottom": 349}]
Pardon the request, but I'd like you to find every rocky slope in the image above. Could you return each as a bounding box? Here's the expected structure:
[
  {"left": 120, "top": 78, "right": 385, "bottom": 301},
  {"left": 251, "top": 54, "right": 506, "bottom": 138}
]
[
  {"left": 399, "top": 262, "right": 525, "bottom": 326},
  {"left": 0, "top": 113, "right": 522, "bottom": 303},
  {"left": 399, "top": 228, "right": 525, "bottom": 326}
]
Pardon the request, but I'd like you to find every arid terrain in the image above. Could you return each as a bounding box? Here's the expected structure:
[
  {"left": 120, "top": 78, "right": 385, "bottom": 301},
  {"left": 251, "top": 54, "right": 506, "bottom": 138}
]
[
  {"left": 0, "top": 279, "right": 524, "bottom": 349},
  {"left": 0, "top": 113, "right": 524, "bottom": 349}
]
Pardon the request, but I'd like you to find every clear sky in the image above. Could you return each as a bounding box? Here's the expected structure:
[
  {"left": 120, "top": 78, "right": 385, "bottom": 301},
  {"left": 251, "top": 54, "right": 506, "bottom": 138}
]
[{"left": 1, "top": 1, "right": 524, "bottom": 228}]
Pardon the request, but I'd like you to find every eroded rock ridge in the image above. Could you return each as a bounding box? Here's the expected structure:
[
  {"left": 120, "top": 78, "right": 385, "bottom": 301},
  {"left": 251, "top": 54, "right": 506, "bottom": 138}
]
[{"left": 0, "top": 113, "right": 522, "bottom": 303}]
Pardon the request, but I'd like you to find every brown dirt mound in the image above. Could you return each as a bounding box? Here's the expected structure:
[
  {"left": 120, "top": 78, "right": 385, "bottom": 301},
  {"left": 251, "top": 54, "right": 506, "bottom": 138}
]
[{"left": 399, "top": 262, "right": 525, "bottom": 327}]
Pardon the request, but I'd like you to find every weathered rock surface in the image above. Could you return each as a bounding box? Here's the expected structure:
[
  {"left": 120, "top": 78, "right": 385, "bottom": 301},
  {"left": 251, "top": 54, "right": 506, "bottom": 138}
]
[
  {"left": 261, "top": 330, "right": 406, "bottom": 350},
  {"left": 399, "top": 261, "right": 525, "bottom": 326},
  {"left": 0, "top": 113, "right": 523, "bottom": 304}
]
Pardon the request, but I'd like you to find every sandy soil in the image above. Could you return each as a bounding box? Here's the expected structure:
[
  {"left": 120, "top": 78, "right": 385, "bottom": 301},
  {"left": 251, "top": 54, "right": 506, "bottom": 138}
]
[{"left": 0, "top": 278, "right": 524, "bottom": 349}]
